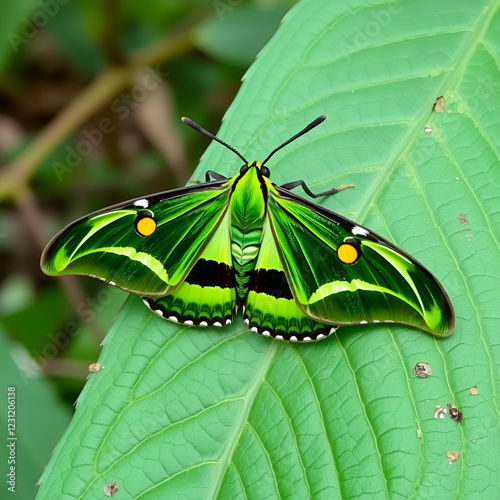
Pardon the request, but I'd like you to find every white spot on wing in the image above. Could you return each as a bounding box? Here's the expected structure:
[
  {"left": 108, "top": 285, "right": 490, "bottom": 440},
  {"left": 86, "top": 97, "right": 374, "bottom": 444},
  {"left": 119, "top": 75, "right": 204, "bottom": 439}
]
[
  {"left": 316, "top": 333, "right": 326, "bottom": 340},
  {"left": 290, "top": 335, "right": 298, "bottom": 342},
  {"left": 184, "top": 320, "right": 194, "bottom": 325},
  {"left": 262, "top": 330, "right": 271, "bottom": 337},
  {"left": 168, "top": 315, "right": 178, "bottom": 322},
  {"left": 275, "top": 334, "right": 284, "bottom": 340},
  {"left": 199, "top": 321, "right": 208, "bottom": 326},
  {"left": 213, "top": 321, "right": 223, "bottom": 327},
  {"left": 251, "top": 326, "right": 258, "bottom": 333},
  {"left": 352, "top": 225, "right": 369, "bottom": 236},
  {"left": 133, "top": 199, "right": 149, "bottom": 208}
]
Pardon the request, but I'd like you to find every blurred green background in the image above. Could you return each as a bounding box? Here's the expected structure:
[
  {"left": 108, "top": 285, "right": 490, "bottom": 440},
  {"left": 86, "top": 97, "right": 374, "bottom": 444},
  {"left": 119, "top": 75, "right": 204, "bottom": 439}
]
[{"left": 0, "top": 0, "right": 292, "bottom": 494}]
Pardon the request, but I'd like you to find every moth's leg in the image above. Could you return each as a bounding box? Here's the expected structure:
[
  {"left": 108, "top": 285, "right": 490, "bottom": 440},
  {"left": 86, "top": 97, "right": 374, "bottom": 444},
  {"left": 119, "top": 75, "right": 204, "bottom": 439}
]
[
  {"left": 205, "top": 170, "right": 228, "bottom": 181},
  {"left": 189, "top": 171, "right": 228, "bottom": 184},
  {"left": 279, "top": 180, "right": 354, "bottom": 198}
]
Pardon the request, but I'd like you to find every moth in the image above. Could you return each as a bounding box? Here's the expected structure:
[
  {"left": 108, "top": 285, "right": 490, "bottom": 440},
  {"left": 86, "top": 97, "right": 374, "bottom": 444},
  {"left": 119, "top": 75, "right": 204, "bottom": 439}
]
[{"left": 41, "top": 115, "right": 455, "bottom": 341}]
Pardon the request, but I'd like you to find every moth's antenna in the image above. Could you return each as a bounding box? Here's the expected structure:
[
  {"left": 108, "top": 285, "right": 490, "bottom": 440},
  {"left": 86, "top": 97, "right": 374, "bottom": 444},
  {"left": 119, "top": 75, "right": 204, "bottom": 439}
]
[
  {"left": 182, "top": 117, "right": 249, "bottom": 164},
  {"left": 262, "top": 115, "right": 327, "bottom": 166}
]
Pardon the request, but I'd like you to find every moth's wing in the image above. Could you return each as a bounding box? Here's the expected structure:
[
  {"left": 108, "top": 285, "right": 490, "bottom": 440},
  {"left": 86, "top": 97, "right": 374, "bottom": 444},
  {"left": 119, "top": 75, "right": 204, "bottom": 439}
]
[
  {"left": 41, "top": 180, "right": 232, "bottom": 297},
  {"left": 243, "top": 217, "right": 336, "bottom": 341},
  {"left": 143, "top": 210, "right": 236, "bottom": 326},
  {"left": 267, "top": 186, "right": 455, "bottom": 336}
]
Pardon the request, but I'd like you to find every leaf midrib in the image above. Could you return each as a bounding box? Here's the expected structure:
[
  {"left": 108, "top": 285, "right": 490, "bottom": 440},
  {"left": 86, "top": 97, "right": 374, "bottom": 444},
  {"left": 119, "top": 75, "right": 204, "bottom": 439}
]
[{"left": 210, "top": 338, "right": 281, "bottom": 498}]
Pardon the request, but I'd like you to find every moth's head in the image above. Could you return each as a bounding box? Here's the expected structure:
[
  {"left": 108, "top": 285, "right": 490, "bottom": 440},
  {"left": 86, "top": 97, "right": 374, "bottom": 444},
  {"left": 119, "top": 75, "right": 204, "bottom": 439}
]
[{"left": 240, "top": 160, "right": 271, "bottom": 178}]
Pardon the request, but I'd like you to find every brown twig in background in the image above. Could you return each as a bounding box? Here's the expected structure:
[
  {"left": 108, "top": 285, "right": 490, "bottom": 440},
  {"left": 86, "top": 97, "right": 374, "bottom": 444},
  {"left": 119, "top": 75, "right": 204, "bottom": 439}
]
[{"left": 0, "top": 23, "right": 195, "bottom": 202}]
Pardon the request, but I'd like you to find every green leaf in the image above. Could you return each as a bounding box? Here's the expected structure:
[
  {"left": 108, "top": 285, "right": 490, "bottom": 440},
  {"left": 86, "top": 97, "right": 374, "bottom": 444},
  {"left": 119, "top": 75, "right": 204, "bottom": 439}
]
[{"left": 37, "top": 0, "right": 500, "bottom": 497}]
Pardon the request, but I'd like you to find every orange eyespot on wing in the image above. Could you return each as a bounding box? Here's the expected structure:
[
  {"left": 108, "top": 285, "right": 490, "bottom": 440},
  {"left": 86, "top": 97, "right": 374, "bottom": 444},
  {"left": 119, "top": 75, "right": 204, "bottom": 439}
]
[
  {"left": 337, "top": 238, "right": 360, "bottom": 265},
  {"left": 135, "top": 211, "right": 157, "bottom": 236}
]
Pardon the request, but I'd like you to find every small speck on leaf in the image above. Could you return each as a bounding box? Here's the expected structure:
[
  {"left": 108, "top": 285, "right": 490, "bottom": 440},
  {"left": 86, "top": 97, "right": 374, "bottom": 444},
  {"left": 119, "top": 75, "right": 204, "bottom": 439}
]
[
  {"left": 470, "top": 386, "right": 478, "bottom": 395},
  {"left": 414, "top": 362, "right": 432, "bottom": 378},
  {"left": 433, "top": 96, "right": 445, "bottom": 113},
  {"left": 447, "top": 403, "right": 464, "bottom": 422},
  {"left": 424, "top": 126, "right": 432, "bottom": 134},
  {"left": 104, "top": 482, "right": 119, "bottom": 496},
  {"left": 447, "top": 451, "right": 460, "bottom": 464},
  {"left": 89, "top": 363, "right": 103, "bottom": 373},
  {"left": 434, "top": 405, "right": 447, "bottom": 419},
  {"left": 417, "top": 428, "right": 422, "bottom": 438}
]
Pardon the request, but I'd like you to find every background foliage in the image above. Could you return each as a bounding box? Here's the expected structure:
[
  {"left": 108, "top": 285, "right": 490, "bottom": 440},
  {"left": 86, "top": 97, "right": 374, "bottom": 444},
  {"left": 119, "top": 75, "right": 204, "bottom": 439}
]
[{"left": 0, "top": 0, "right": 499, "bottom": 499}]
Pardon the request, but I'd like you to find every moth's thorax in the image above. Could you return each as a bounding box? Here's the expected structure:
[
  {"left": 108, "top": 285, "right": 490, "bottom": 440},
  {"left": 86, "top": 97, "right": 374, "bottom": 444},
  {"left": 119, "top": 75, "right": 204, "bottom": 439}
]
[{"left": 230, "top": 163, "right": 267, "bottom": 231}]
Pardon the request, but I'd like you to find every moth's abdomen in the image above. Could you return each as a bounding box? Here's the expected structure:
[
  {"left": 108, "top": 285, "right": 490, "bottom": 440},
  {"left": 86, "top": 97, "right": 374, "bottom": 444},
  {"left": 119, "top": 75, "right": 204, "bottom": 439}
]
[{"left": 231, "top": 226, "right": 263, "bottom": 299}]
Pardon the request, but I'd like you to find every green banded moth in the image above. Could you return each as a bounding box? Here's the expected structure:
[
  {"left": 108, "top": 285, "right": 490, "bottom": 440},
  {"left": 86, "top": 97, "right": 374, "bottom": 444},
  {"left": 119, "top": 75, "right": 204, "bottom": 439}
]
[{"left": 41, "top": 115, "right": 454, "bottom": 341}]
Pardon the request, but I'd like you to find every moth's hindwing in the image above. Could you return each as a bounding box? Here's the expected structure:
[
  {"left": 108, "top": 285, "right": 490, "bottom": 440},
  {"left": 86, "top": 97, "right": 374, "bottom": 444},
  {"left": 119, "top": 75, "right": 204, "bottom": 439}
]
[
  {"left": 267, "top": 185, "right": 454, "bottom": 336},
  {"left": 143, "top": 211, "right": 236, "bottom": 326},
  {"left": 41, "top": 180, "right": 232, "bottom": 297},
  {"left": 244, "top": 217, "right": 336, "bottom": 342}
]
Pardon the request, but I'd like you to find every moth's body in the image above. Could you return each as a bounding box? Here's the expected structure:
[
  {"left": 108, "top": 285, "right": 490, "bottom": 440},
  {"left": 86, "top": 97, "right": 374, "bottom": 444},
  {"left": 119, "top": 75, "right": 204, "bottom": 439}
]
[
  {"left": 41, "top": 115, "right": 454, "bottom": 341},
  {"left": 230, "top": 161, "right": 268, "bottom": 299}
]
